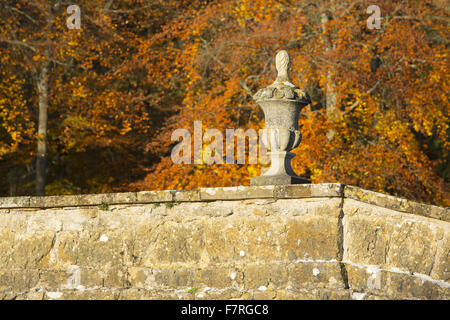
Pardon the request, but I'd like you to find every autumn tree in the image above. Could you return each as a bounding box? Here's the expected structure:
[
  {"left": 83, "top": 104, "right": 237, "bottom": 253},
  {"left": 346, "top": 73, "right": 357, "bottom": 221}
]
[
  {"left": 0, "top": 0, "right": 177, "bottom": 195},
  {"left": 132, "top": 0, "right": 449, "bottom": 206},
  {"left": 0, "top": 0, "right": 93, "bottom": 195},
  {"left": 0, "top": 0, "right": 448, "bottom": 206}
]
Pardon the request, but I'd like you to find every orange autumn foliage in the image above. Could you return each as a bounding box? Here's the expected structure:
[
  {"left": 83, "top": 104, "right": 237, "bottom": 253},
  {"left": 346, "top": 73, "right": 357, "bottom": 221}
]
[
  {"left": 132, "top": 0, "right": 449, "bottom": 206},
  {"left": 0, "top": 0, "right": 448, "bottom": 206}
]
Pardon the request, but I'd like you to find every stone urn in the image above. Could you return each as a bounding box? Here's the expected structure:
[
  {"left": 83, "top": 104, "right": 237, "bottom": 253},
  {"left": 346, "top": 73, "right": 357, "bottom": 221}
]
[{"left": 251, "top": 50, "right": 311, "bottom": 186}]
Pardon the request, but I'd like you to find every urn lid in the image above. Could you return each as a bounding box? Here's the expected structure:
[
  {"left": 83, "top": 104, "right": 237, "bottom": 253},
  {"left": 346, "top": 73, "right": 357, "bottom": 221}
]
[{"left": 253, "top": 50, "right": 311, "bottom": 105}]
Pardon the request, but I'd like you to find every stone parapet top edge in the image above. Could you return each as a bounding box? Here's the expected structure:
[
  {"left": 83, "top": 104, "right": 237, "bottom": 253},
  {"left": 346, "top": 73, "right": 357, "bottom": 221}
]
[
  {"left": 0, "top": 183, "right": 343, "bottom": 209},
  {"left": 344, "top": 185, "right": 449, "bottom": 222},
  {"left": 0, "top": 183, "right": 447, "bottom": 222}
]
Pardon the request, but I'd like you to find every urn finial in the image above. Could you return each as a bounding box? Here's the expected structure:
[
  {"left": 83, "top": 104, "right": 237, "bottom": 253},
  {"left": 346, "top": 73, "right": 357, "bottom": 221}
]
[
  {"left": 275, "top": 50, "right": 290, "bottom": 83},
  {"left": 253, "top": 50, "right": 311, "bottom": 104},
  {"left": 250, "top": 50, "right": 311, "bottom": 186}
]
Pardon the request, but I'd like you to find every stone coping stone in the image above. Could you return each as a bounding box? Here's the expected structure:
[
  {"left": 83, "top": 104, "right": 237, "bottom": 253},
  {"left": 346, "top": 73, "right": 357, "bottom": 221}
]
[
  {"left": 0, "top": 184, "right": 447, "bottom": 222},
  {"left": 28, "top": 193, "right": 139, "bottom": 208},
  {"left": 200, "top": 183, "right": 343, "bottom": 201},
  {"left": 344, "top": 185, "right": 449, "bottom": 222},
  {"left": 274, "top": 183, "right": 343, "bottom": 199},
  {"left": 200, "top": 185, "right": 276, "bottom": 200},
  {"left": 0, "top": 196, "right": 31, "bottom": 208}
]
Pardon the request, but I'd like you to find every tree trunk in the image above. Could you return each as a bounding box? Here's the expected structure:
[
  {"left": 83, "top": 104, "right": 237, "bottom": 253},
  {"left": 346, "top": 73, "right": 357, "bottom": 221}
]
[
  {"left": 321, "top": 12, "right": 338, "bottom": 141},
  {"left": 36, "top": 58, "right": 50, "bottom": 196}
]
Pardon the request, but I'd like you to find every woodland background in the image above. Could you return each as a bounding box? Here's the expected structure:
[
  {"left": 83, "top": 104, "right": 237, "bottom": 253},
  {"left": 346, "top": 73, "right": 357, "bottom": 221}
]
[{"left": 0, "top": 0, "right": 448, "bottom": 206}]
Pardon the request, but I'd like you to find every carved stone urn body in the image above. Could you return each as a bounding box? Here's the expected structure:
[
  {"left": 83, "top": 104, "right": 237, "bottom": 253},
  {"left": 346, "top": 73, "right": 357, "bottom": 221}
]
[{"left": 251, "top": 50, "right": 311, "bottom": 186}]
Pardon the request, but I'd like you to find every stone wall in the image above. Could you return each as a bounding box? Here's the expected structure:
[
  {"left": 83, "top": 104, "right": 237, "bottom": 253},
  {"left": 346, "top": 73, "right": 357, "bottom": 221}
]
[{"left": 0, "top": 184, "right": 448, "bottom": 300}]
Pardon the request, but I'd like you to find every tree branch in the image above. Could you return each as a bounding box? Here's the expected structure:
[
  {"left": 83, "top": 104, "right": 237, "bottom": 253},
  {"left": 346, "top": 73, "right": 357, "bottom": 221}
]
[
  {"left": 4, "top": 5, "right": 39, "bottom": 24},
  {"left": 343, "top": 80, "right": 382, "bottom": 115},
  {"left": 0, "top": 39, "right": 37, "bottom": 52}
]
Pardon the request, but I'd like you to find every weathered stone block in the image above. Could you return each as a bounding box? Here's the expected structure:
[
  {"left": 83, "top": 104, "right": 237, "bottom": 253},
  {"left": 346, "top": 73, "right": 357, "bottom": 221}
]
[
  {"left": 136, "top": 190, "right": 173, "bottom": 203},
  {"left": 38, "top": 270, "right": 71, "bottom": 290},
  {"left": 345, "top": 264, "right": 449, "bottom": 300},
  {"left": 288, "top": 262, "right": 344, "bottom": 290},
  {"left": 53, "top": 289, "right": 120, "bottom": 300},
  {"left": 275, "top": 287, "right": 351, "bottom": 300},
  {"left": 0, "top": 196, "right": 30, "bottom": 208},
  {"left": 243, "top": 263, "right": 289, "bottom": 288},
  {"left": 274, "top": 183, "right": 343, "bottom": 198},
  {"left": 196, "top": 266, "right": 236, "bottom": 288},
  {"left": 123, "top": 199, "right": 341, "bottom": 267},
  {"left": 153, "top": 267, "right": 196, "bottom": 288},
  {"left": 344, "top": 185, "right": 449, "bottom": 222},
  {"left": 103, "top": 266, "right": 128, "bottom": 288},
  {"left": 128, "top": 267, "right": 153, "bottom": 288},
  {"left": 200, "top": 186, "right": 275, "bottom": 200},
  {"left": 173, "top": 190, "right": 201, "bottom": 202},
  {"left": 280, "top": 215, "right": 339, "bottom": 261},
  {"left": 29, "top": 193, "right": 117, "bottom": 208},
  {"left": 118, "top": 288, "right": 169, "bottom": 300},
  {"left": 56, "top": 231, "right": 124, "bottom": 268},
  {"left": 0, "top": 269, "right": 39, "bottom": 293},
  {"left": 0, "top": 229, "right": 17, "bottom": 268},
  {"left": 29, "top": 195, "right": 79, "bottom": 208},
  {"left": 251, "top": 174, "right": 309, "bottom": 186},
  {"left": 9, "top": 232, "right": 55, "bottom": 269},
  {"left": 0, "top": 214, "right": 29, "bottom": 233},
  {"left": 343, "top": 199, "right": 450, "bottom": 279},
  {"left": 28, "top": 192, "right": 139, "bottom": 209}
]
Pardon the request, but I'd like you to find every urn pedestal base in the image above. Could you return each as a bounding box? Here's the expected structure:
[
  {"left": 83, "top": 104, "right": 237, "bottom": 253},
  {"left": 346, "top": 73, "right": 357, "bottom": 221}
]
[
  {"left": 250, "top": 151, "right": 310, "bottom": 186},
  {"left": 250, "top": 174, "right": 310, "bottom": 186}
]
